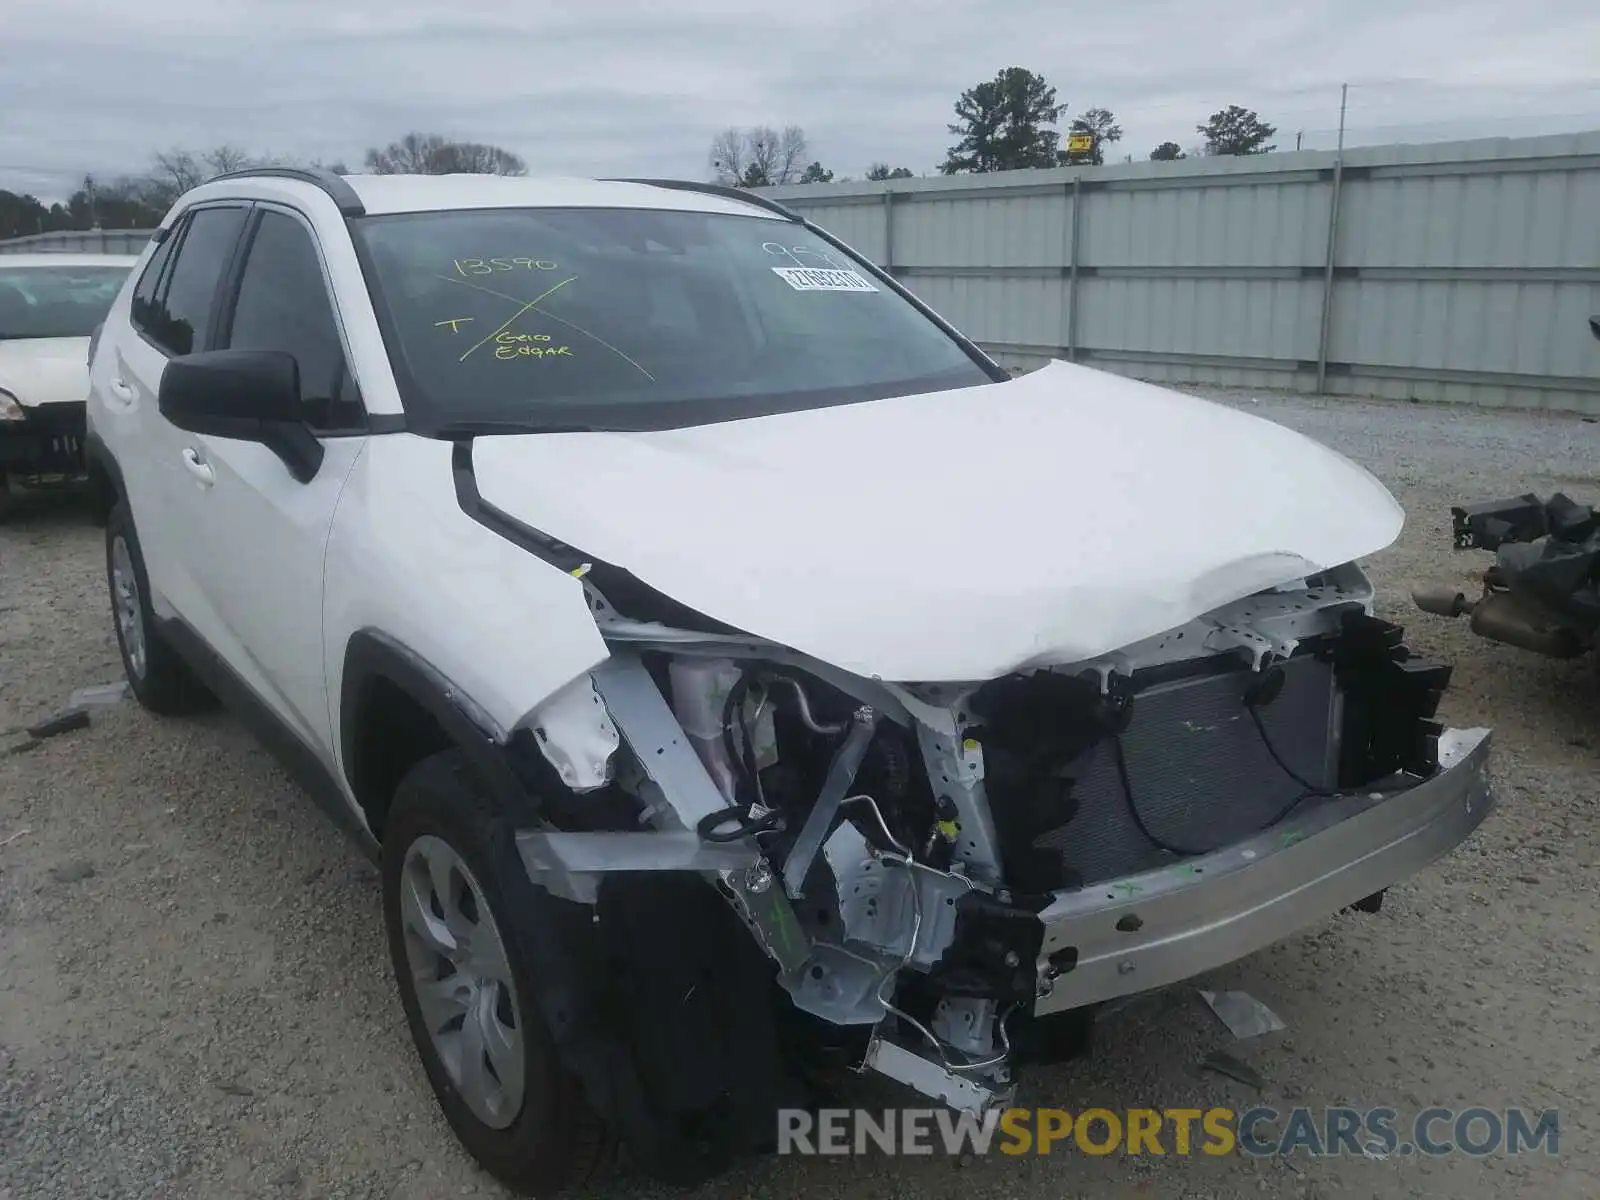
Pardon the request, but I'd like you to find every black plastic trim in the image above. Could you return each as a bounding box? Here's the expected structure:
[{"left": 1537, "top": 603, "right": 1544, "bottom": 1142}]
[
  {"left": 205, "top": 166, "right": 367, "bottom": 216},
  {"left": 449, "top": 439, "right": 742, "bottom": 634},
  {"left": 338, "top": 628, "right": 531, "bottom": 831},
  {"left": 606, "top": 177, "right": 804, "bottom": 222},
  {"left": 82, "top": 430, "right": 126, "bottom": 518},
  {"left": 154, "top": 616, "right": 380, "bottom": 859}
]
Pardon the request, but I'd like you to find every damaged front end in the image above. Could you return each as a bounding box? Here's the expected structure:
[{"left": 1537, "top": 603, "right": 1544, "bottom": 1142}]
[
  {"left": 1413, "top": 492, "right": 1600, "bottom": 662},
  {"left": 506, "top": 561, "right": 1492, "bottom": 1171}
]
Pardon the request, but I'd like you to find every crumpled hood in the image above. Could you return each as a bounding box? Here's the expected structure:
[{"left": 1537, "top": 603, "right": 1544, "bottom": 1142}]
[
  {"left": 471, "top": 361, "right": 1403, "bottom": 681},
  {"left": 0, "top": 337, "right": 91, "bottom": 407}
]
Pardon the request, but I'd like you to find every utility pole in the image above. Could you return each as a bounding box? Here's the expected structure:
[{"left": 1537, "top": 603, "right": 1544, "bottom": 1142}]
[{"left": 1336, "top": 82, "right": 1348, "bottom": 155}]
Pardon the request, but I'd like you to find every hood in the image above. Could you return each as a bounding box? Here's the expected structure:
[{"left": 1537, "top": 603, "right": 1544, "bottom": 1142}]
[
  {"left": 470, "top": 361, "right": 1403, "bottom": 682},
  {"left": 0, "top": 337, "right": 92, "bottom": 407}
]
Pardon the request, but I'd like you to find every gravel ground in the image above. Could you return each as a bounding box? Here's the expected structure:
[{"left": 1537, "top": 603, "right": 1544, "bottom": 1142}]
[{"left": 2, "top": 389, "right": 1598, "bottom": 1200}]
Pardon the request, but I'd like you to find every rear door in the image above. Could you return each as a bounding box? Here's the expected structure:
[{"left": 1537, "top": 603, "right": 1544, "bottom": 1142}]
[
  {"left": 173, "top": 205, "right": 369, "bottom": 756},
  {"left": 108, "top": 204, "right": 251, "bottom": 620}
]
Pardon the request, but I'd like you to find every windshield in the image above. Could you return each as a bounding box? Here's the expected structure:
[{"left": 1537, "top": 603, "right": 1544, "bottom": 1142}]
[
  {"left": 0, "top": 265, "right": 131, "bottom": 340},
  {"left": 353, "top": 207, "right": 998, "bottom": 431}
]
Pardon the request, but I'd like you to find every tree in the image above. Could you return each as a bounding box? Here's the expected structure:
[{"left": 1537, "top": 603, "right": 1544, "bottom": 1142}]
[
  {"left": 363, "top": 133, "right": 526, "bottom": 176},
  {"left": 941, "top": 67, "right": 1065, "bottom": 174},
  {"left": 1061, "top": 107, "right": 1122, "bottom": 166},
  {"left": 1149, "top": 141, "right": 1186, "bottom": 161},
  {"left": 137, "top": 145, "right": 277, "bottom": 208},
  {"left": 708, "top": 125, "right": 809, "bottom": 187},
  {"left": 865, "top": 163, "right": 914, "bottom": 180},
  {"left": 1197, "top": 106, "right": 1277, "bottom": 156},
  {"left": 798, "top": 161, "right": 834, "bottom": 184}
]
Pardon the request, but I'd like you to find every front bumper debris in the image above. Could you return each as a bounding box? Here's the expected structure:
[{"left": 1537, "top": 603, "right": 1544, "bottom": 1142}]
[{"left": 1032, "top": 726, "right": 1493, "bottom": 1015}]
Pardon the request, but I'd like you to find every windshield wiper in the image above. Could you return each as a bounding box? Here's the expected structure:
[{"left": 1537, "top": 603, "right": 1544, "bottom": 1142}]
[{"left": 431, "top": 418, "right": 599, "bottom": 438}]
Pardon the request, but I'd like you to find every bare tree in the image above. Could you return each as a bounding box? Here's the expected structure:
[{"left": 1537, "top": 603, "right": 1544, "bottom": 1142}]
[
  {"left": 204, "top": 145, "right": 259, "bottom": 175},
  {"left": 709, "top": 125, "right": 809, "bottom": 187},
  {"left": 137, "top": 145, "right": 277, "bottom": 209},
  {"left": 364, "top": 133, "right": 526, "bottom": 176}
]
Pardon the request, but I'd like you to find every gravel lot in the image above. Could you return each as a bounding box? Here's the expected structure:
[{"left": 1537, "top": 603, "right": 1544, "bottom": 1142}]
[{"left": 2, "top": 389, "right": 1598, "bottom": 1200}]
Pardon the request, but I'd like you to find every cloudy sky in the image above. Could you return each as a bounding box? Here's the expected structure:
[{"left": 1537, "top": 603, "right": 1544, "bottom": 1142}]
[{"left": 4, "top": 0, "right": 1599, "bottom": 199}]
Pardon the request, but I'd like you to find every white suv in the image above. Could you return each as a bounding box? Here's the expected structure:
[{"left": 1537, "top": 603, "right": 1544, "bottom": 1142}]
[{"left": 85, "top": 167, "right": 1494, "bottom": 1194}]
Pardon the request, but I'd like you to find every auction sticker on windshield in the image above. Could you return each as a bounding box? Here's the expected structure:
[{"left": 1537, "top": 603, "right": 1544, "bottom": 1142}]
[{"left": 772, "top": 267, "right": 879, "bottom": 292}]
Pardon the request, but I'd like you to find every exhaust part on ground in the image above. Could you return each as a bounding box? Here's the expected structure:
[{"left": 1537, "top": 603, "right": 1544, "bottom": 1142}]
[
  {"left": 1467, "top": 592, "right": 1585, "bottom": 659},
  {"left": 1412, "top": 583, "right": 1474, "bottom": 618}
]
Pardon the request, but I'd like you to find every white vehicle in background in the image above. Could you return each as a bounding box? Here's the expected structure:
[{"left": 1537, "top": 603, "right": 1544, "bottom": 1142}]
[{"left": 0, "top": 252, "right": 139, "bottom": 504}]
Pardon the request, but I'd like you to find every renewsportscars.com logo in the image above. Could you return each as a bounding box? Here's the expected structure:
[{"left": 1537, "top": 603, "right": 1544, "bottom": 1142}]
[{"left": 778, "top": 1106, "right": 1561, "bottom": 1159}]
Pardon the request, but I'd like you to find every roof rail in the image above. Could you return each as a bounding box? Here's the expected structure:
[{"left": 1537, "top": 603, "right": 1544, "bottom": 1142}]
[
  {"left": 202, "top": 166, "right": 366, "bottom": 216},
  {"left": 606, "top": 178, "right": 802, "bottom": 222}
]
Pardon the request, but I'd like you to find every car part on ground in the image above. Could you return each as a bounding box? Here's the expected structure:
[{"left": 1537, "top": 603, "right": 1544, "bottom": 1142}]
[{"left": 1413, "top": 491, "right": 1600, "bottom": 665}]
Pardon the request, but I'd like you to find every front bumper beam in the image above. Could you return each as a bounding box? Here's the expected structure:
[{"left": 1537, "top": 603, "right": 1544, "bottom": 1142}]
[{"left": 1033, "top": 726, "right": 1493, "bottom": 1015}]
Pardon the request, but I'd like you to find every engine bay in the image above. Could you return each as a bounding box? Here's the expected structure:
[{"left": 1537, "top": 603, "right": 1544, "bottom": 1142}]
[{"left": 505, "top": 559, "right": 1455, "bottom": 1156}]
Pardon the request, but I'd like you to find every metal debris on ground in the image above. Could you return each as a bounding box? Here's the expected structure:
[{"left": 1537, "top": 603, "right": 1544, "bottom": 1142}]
[
  {"left": 0, "top": 828, "right": 32, "bottom": 849},
  {"left": 68, "top": 681, "right": 131, "bottom": 709},
  {"left": 1198, "top": 988, "right": 1287, "bottom": 1039}
]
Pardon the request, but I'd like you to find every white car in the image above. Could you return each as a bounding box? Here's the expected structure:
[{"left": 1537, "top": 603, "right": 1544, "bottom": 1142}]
[
  {"left": 84, "top": 168, "right": 1493, "bottom": 1194},
  {"left": 0, "top": 253, "right": 139, "bottom": 498}
]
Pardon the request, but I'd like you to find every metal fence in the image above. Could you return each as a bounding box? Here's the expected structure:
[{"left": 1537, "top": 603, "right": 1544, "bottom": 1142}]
[
  {"left": 768, "top": 131, "right": 1600, "bottom": 415},
  {"left": 0, "top": 229, "right": 153, "bottom": 256}
]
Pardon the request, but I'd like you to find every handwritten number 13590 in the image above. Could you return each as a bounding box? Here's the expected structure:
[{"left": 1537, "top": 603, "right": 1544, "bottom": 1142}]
[{"left": 453, "top": 258, "right": 559, "bottom": 276}]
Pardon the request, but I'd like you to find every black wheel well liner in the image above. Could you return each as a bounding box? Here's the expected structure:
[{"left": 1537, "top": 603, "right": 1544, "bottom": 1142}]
[
  {"left": 83, "top": 432, "right": 124, "bottom": 522},
  {"left": 339, "top": 628, "right": 529, "bottom": 839}
]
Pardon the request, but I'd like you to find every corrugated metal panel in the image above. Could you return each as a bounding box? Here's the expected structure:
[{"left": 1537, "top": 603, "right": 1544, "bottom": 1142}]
[
  {"left": 0, "top": 229, "right": 154, "bottom": 255},
  {"left": 768, "top": 131, "right": 1600, "bottom": 415}
]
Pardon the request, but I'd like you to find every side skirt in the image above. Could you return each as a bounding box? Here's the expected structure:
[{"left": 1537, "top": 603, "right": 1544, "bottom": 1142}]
[{"left": 156, "top": 616, "right": 380, "bottom": 861}]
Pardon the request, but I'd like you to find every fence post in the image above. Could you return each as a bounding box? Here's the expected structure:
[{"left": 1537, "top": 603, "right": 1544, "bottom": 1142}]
[
  {"left": 1315, "top": 159, "right": 1346, "bottom": 392},
  {"left": 882, "top": 189, "right": 895, "bottom": 276},
  {"left": 1066, "top": 175, "right": 1082, "bottom": 361}
]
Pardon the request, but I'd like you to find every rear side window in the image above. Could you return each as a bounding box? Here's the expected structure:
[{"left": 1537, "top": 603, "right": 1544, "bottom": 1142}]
[
  {"left": 131, "top": 206, "right": 248, "bottom": 356},
  {"left": 223, "top": 211, "right": 364, "bottom": 431}
]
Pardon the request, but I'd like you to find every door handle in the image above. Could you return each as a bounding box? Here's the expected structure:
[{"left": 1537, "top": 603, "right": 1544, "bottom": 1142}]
[
  {"left": 107, "top": 377, "right": 136, "bottom": 406},
  {"left": 181, "top": 447, "right": 215, "bottom": 487}
]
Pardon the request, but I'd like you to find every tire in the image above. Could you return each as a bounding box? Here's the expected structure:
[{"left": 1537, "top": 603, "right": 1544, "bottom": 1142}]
[
  {"left": 105, "top": 499, "right": 213, "bottom": 715},
  {"left": 381, "top": 750, "right": 610, "bottom": 1196}
]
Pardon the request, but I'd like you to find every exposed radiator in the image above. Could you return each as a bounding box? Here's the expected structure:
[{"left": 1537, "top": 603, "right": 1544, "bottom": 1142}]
[{"left": 1033, "top": 655, "right": 1340, "bottom": 885}]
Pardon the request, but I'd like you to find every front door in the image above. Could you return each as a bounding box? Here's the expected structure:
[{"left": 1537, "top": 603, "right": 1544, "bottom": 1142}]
[{"left": 174, "top": 206, "right": 370, "bottom": 759}]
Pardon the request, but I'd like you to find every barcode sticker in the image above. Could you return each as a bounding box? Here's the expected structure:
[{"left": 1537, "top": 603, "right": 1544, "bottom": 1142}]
[{"left": 771, "top": 267, "right": 879, "bottom": 292}]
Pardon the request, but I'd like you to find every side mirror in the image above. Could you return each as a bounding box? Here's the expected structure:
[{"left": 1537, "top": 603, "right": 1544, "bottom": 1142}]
[
  {"left": 158, "top": 350, "right": 324, "bottom": 482},
  {"left": 1590, "top": 315, "right": 1598, "bottom": 341}
]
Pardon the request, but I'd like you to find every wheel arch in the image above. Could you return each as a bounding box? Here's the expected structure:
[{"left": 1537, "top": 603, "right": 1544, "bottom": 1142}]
[
  {"left": 83, "top": 432, "right": 125, "bottom": 525},
  {"left": 339, "top": 628, "right": 531, "bottom": 840}
]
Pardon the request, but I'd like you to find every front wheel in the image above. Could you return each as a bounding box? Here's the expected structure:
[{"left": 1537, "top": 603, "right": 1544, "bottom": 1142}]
[{"left": 381, "top": 750, "right": 609, "bottom": 1196}]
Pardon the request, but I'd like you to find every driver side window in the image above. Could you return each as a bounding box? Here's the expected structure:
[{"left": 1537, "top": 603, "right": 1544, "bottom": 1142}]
[{"left": 223, "top": 210, "right": 365, "bottom": 433}]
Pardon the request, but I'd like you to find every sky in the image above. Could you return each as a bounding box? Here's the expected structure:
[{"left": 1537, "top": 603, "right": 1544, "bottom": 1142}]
[{"left": 4, "top": 0, "right": 1600, "bottom": 201}]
